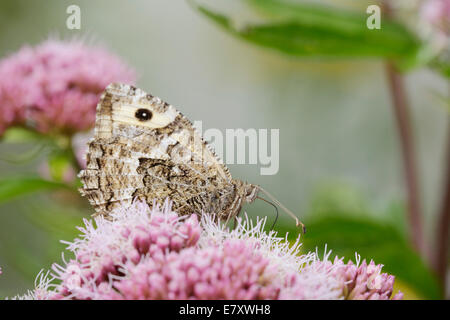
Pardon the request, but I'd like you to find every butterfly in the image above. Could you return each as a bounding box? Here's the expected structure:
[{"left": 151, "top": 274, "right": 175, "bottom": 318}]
[{"left": 79, "top": 83, "right": 304, "bottom": 231}]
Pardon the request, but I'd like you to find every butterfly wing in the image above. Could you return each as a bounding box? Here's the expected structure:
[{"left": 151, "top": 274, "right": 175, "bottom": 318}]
[{"left": 79, "top": 83, "right": 248, "bottom": 218}]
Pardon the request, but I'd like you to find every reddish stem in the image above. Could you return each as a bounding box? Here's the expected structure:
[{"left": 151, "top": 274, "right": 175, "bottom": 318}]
[
  {"left": 434, "top": 124, "right": 450, "bottom": 295},
  {"left": 385, "top": 63, "right": 424, "bottom": 253}
]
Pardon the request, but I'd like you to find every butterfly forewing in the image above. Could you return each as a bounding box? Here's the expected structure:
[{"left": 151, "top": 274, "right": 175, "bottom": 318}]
[{"left": 79, "top": 83, "right": 258, "bottom": 220}]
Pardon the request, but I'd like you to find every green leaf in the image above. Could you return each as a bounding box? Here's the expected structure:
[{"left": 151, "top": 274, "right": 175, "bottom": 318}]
[
  {"left": 1, "top": 127, "right": 45, "bottom": 143},
  {"left": 280, "top": 215, "right": 441, "bottom": 299},
  {"left": 193, "top": 0, "right": 421, "bottom": 61},
  {"left": 0, "top": 177, "right": 73, "bottom": 204}
]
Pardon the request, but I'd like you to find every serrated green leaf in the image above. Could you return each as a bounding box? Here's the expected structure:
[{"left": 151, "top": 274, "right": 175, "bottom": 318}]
[
  {"left": 0, "top": 177, "right": 74, "bottom": 204},
  {"left": 193, "top": 0, "right": 421, "bottom": 61}
]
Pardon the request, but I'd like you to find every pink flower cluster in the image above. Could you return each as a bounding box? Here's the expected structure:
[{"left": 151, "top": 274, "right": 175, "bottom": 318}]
[
  {"left": 45, "top": 202, "right": 282, "bottom": 300},
  {"left": 336, "top": 258, "right": 403, "bottom": 300},
  {"left": 0, "top": 39, "right": 135, "bottom": 135},
  {"left": 51, "top": 201, "right": 201, "bottom": 299},
  {"left": 110, "top": 240, "right": 281, "bottom": 300},
  {"left": 284, "top": 256, "right": 403, "bottom": 300},
  {"left": 279, "top": 255, "right": 403, "bottom": 300},
  {"left": 14, "top": 201, "right": 402, "bottom": 300}
]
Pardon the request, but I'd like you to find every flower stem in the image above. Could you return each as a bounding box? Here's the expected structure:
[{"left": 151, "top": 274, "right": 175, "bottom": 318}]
[
  {"left": 385, "top": 62, "right": 424, "bottom": 254},
  {"left": 434, "top": 123, "right": 450, "bottom": 295}
]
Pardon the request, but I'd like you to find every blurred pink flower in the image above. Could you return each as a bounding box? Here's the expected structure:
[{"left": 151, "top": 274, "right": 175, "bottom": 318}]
[
  {"left": 0, "top": 39, "right": 135, "bottom": 135},
  {"left": 419, "top": 0, "right": 450, "bottom": 55},
  {"left": 14, "top": 200, "right": 402, "bottom": 300},
  {"left": 421, "top": 0, "right": 450, "bottom": 35}
]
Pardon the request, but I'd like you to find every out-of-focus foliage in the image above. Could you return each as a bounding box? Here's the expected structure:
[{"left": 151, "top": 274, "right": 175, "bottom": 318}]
[
  {"left": 394, "top": 280, "right": 424, "bottom": 300},
  {"left": 279, "top": 184, "right": 441, "bottom": 299},
  {"left": 430, "top": 55, "right": 450, "bottom": 78},
  {"left": 192, "top": 0, "right": 421, "bottom": 67},
  {"left": 0, "top": 177, "right": 74, "bottom": 204},
  {"left": 0, "top": 198, "right": 84, "bottom": 289},
  {"left": 0, "top": 127, "right": 79, "bottom": 205}
]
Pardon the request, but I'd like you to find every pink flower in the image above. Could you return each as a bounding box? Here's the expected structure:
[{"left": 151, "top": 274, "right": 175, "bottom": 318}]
[
  {"left": 111, "top": 240, "right": 281, "bottom": 300},
  {"left": 335, "top": 258, "right": 404, "bottom": 300},
  {"left": 421, "top": 0, "right": 450, "bottom": 35},
  {"left": 289, "top": 255, "right": 404, "bottom": 300},
  {"left": 419, "top": 0, "right": 450, "bottom": 54},
  {"left": 14, "top": 200, "right": 402, "bottom": 300},
  {"left": 0, "top": 39, "right": 135, "bottom": 135}
]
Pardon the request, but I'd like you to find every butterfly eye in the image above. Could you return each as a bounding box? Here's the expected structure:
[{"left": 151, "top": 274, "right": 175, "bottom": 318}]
[{"left": 135, "top": 108, "right": 153, "bottom": 121}]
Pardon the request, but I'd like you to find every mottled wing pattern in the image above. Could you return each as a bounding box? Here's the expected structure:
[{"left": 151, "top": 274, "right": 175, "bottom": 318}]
[{"left": 79, "top": 83, "right": 258, "bottom": 220}]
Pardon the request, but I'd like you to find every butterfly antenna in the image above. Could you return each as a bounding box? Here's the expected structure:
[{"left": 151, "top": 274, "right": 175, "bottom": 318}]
[
  {"left": 256, "top": 196, "right": 279, "bottom": 231},
  {"left": 258, "top": 187, "right": 306, "bottom": 234}
]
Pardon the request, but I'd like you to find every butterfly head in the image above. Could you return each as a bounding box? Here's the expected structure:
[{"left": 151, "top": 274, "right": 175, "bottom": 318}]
[{"left": 244, "top": 183, "right": 259, "bottom": 203}]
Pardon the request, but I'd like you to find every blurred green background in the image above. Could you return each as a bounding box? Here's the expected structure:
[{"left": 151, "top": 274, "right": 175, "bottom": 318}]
[{"left": 0, "top": 0, "right": 448, "bottom": 299}]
